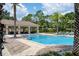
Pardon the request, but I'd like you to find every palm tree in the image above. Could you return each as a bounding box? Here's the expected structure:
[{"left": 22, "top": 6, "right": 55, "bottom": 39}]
[
  {"left": 12, "top": 3, "right": 21, "bottom": 38},
  {"left": 50, "top": 12, "right": 61, "bottom": 34},
  {"left": 73, "top": 3, "right": 79, "bottom": 56},
  {"left": 60, "top": 15, "right": 69, "bottom": 32},
  {"left": 65, "top": 12, "right": 75, "bottom": 32},
  {"left": 35, "top": 10, "right": 45, "bottom": 31},
  {"left": 12, "top": 3, "right": 17, "bottom": 38}
]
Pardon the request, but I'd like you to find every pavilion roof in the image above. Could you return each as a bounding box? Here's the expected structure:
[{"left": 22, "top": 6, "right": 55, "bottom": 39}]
[{"left": 1, "top": 19, "right": 39, "bottom": 27}]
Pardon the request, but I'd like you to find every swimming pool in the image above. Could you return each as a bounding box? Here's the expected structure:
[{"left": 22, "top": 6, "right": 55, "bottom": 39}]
[{"left": 26, "top": 34, "right": 74, "bottom": 45}]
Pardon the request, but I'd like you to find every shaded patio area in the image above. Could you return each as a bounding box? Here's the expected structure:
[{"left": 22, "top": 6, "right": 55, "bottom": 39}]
[{"left": 1, "top": 19, "right": 39, "bottom": 34}]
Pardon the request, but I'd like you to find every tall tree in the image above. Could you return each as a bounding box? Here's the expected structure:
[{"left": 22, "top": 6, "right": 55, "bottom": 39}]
[
  {"left": 2, "top": 10, "right": 14, "bottom": 20},
  {"left": 12, "top": 3, "right": 17, "bottom": 38},
  {"left": 73, "top": 3, "right": 79, "bottom": 55},
  {"left": 60, "top": 14, "right": 69, "bottom": 31},
  {"left": 12, "top": 3, "right": 22, "bottom": 38},
  {"left": 65, "top": 12, "right": 75, "bottom": 32},
  {"left": 35, "top": 10, "right": 45, "bottom": 22},
  {"left": 35, "top": 10, "right": 45, "bottom": 31},
  {"left": 50, "top": 12, "right": 62, "bottom": 34},
  {"left": 12, "top": 3, "right": 23, "bottom": 38},
  {"left": 22, "top": 14, "right": 32, "bottom": 21}
]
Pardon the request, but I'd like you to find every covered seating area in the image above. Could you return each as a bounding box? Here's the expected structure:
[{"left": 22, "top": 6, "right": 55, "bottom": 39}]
[{"left": 1, "top": 19, "right": 39, "bottom": 34}]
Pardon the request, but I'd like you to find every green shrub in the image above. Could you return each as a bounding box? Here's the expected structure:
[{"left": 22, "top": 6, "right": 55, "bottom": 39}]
[
  {"left": 39, "top": 51, "right": 61, "bottom": 56},
  {"left": 39, "top": 51, "right": 74, "bottom": 56},
  {"left": 64, "top": 52, "right": 74, "bottom": 56},
  {"left": 48, "top": 28, "right": 56, "bottom": 32}
]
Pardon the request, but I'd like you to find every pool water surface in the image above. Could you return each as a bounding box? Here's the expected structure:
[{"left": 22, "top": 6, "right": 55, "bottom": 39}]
[{"left": 26, "top": 34, "right": 74, "bottom": 45}]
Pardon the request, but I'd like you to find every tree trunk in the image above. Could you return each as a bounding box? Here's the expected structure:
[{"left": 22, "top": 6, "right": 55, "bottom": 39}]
[
  {"left": 57, "top": 25, "right": 59, "bottom": 34},
  {"left": 57, "top": 20, "right": 59, "bottom": 34},
  {"left": 13, "top": 4, "right": 16, "bottom": 38},
  {"left": 0, "top": 3, "right": 5, "bottom": 20},
  {"left": 73, "top": 3, "right": 79, "bottom": 55}
]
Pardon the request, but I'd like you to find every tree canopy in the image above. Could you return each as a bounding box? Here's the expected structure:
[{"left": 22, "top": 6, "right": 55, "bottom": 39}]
[
  {"left": 22, "top": 10, "right": 75, "bottom": 32},
  {"left": 22, "top": 14, "right": 32, "bottom": 21},
  {"left": 2, "top": 10, "right": 14, "bottom": 20}
]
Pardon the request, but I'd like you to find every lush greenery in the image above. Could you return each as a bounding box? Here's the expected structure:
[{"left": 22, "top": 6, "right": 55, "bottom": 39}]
[
  {"left": 1, "top": 9, "right": 75, "bottom": 33},
  {"left": 1, "top": 5, "right": 75, "bottom": 34},
  {"left": 22, "top": 10, "right": 75, "bottom": 33},
  {"left": 1, "top": 10, "right": 14, "bottom": 20},
  {"left": 38, "top": 51, "right": 74, "bottom": 56},
  {"left": 22, "top": 14, "right": 32, "bottom": 21}
]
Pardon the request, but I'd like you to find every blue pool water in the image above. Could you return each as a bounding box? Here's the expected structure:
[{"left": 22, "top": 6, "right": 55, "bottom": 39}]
[{"left": 26, "top": 34, "right": 74, "bottom": 45}]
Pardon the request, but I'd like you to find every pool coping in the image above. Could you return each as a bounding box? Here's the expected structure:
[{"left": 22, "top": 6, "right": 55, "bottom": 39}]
[
  {"left": 4, "top": 33, "right": 73, "bottom": 56},
  {"left": 24, "top": 33, "right": 73, "bottom": 55},
  {"left": 25, "top": 37, "right": 73, "bottom": 46},
  {"left": 24, "top": 33, "right": 74, "bottom": 46},
  {"left": 17, "top": 37, "right": 73, "bottom": 55}
]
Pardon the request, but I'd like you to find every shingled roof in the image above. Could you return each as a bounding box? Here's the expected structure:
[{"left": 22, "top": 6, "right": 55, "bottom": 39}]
[{"left": 1, "top": 19, "right": 39, "bottom": 27}]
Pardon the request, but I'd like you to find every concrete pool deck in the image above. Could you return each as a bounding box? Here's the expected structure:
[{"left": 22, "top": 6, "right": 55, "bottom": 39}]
[
  {"left": 2, "top": 34, "right": 73, "bottom": 56},
  {"left": 39, "top": 33, "right": 74, "bottom": 37},
  {"left": 3, "top": 35, "right": 46, "bottom": 56}
]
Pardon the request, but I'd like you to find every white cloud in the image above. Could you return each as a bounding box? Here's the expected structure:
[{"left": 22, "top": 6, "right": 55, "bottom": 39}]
[
  {"left": 42, "top": 3, "right": 74, "bottom": 15},
  {"left": 3, "top": 3, "right": 29, "bottom": 21},
  {"left": 18, "top": 4, "right": 28, "bottom": 14},
  {"left": 61, "top": 10, "right": 73, "bottom": 15},
  {"left": 3, "top": 3, "right": 74, "bottom": 20},
  {"left": 42, "top": 3, "right": 58, "bottom": 15}
]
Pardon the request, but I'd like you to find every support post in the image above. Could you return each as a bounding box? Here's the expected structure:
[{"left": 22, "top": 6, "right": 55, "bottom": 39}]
[
  {"left": 6, "top": 25, "right": 8, "bottom": 34},
  {"left": 37, "top": 26, "right": 39, "bottom": 33},
  {"left": 18, "top": 26, "right": 21, "bottom": 34},
  {"left": 28, "top": 26, "right": 31, "bottom": 34}
]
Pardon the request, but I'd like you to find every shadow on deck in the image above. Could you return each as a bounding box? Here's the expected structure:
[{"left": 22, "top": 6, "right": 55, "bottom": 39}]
[{"left": 4, "top": 38, "right": 30, "bottom": 55}]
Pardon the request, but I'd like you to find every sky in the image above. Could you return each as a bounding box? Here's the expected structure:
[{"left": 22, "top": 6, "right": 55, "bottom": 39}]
[{"left": 3, "top": 3, "right": 74, "bottom": 21}]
